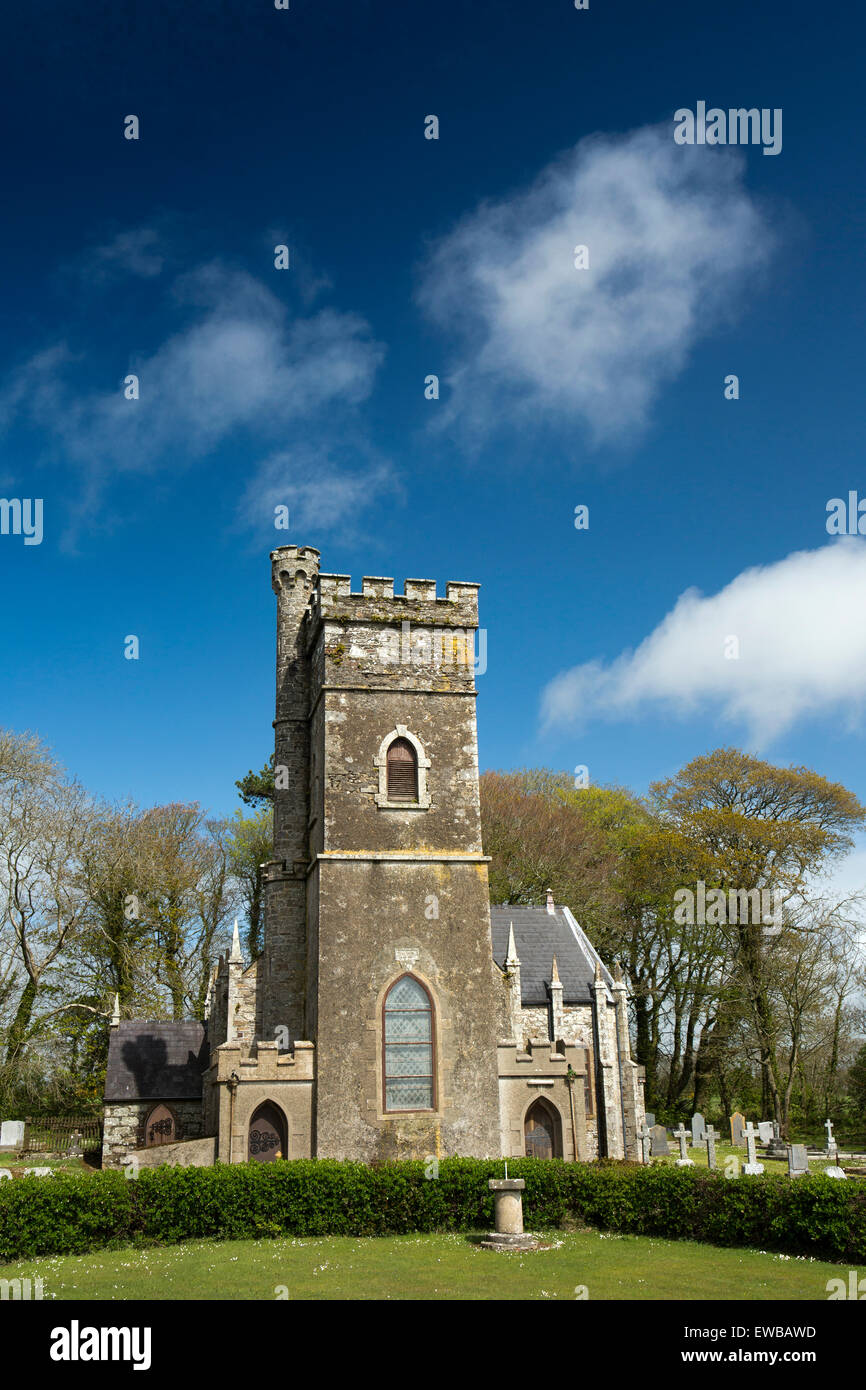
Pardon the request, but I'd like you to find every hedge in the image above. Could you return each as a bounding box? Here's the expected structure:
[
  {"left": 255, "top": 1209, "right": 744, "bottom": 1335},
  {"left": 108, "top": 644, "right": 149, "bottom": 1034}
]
[{"left": 0, "top": 1158, "right": 864, "bottom": 1264}]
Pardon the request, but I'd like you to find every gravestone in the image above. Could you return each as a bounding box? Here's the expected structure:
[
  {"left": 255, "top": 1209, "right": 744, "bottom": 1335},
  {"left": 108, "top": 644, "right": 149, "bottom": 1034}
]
[
  {"left": 0, "top": 1120, "right": 25, "bottom": 1149},
  {"left": 730, "top": 1112, "right": 746, "bottom": 1147},
  {"left": 23, "top": 1167, "right": 53, "bottom": 1177},
  {"left": 644, "top": 1113, "right": 655, "bottom": 1129},
  {"left": 787, "top": 1144, "right": 809, "bottom": 1178},
  {"left": 823, "top": 1166, "right": 847, "bottom": 1180},
  {"left": 691, "top": 1112, "right": 706, "bottom": 1146},
  {"left": 650, "top": 1124, "right": 669, "bottom": 1156},
  {"left": 0, "top": 1169, "right": 11, "bottom": 1181},
  {"left": 765, "top": 1120, "right": 787, "bottom": 1158},
  {"left": 639, "top": 1123, "right": 652, "bottom": 1165},
  {"left": 758, "top": 1121, "right": 774, "bottom": 1145},
  {"left": 825, "top": 1118, "right": 838, "bottom": 1159},
  {"left": 743, "top": 1122, "right": 765, "bottom": 1176},
  {"left": 673, "top": 1124, "right": 694, "bottom": 1167},
  {"left": 704, "top": 1123, "right": 718, "bottom": 1170}
]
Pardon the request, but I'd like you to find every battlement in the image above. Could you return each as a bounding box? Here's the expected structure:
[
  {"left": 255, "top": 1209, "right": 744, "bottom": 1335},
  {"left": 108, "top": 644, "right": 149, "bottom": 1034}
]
[{"left": 311, "top": 573, "right": 480, "bottom": 626}]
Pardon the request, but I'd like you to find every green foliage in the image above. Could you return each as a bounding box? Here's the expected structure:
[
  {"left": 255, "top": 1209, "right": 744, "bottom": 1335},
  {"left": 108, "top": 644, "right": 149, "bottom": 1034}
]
[
  {"left": 235, "top": 757, "right": 275, "bottom": 807},
  {"left": 225, "top": 806, "right": 274, "bottom": 958},
  {"left": 1, "top": 1159, "right": 863, "bottom": 1265}
]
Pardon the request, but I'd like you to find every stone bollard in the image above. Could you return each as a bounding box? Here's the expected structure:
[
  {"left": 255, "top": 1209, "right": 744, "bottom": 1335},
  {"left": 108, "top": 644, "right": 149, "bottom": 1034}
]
[{"left": 481, "top": 1178, "right": 539, "bottom": 1252}]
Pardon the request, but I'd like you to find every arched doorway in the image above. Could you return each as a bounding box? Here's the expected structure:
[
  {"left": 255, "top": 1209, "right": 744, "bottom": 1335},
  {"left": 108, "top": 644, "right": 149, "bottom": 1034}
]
[
  {"left": 144, "top": 1103, "right": 176, "bottom": 1147},
  {"left": 248, "top": 1102, "right": 287, "bottom": 1162},
  {"left": 524, "top": 1098, "right": 563, "bottom": 1159}
]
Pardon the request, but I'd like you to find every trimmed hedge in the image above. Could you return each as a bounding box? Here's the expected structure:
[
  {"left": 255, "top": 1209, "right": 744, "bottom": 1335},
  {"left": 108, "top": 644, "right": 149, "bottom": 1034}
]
[{"left": 0, "top": 1158, "right": 864, "bottom": 1264}]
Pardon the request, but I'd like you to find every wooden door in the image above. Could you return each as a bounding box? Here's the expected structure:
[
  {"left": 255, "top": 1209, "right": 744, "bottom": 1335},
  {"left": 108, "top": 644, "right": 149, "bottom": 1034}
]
[
  {"left": 248, "top": 1103, "right": 286, "bottom": 1162},
  {"left": 524, "top": 1099, "right": 561, "bottom": 1159}
]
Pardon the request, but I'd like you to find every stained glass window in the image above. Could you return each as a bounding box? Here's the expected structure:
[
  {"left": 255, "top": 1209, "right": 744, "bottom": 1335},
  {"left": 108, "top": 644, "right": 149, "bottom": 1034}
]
[{"left": 384, "top": 975, "right": 434, "bottom": 1110}]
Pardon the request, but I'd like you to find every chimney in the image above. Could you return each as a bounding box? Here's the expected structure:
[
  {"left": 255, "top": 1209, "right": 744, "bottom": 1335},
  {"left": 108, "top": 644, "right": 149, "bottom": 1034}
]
[{"left": 546, "top": 889, "right": 555, "bottom": 914}]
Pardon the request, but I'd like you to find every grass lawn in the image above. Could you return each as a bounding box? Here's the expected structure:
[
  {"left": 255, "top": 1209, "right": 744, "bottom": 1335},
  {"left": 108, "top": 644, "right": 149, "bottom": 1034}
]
[
  {"left": 0, "top": 1156, "right": 94, "bottom": 1175},
  {"left": 2, "top": 1231, "right": 862, "bottom": 1300}
]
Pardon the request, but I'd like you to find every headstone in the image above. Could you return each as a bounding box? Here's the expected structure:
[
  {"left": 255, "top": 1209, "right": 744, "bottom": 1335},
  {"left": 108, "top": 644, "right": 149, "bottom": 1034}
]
[
  {"left": 673, "top": 1124, "right": 694, "bottom": 1167},
  {"left": 743, "top": 1122, "right": 765, "bottom": 1175},
  {"left": 23, "top": 1167, "right": 53, "bottom": 1177},
  {"left": 0, "top": 1169, "right": 11, "bottom": 1181},
  {"left": 787, "top": 1144, "right": 809, "bottom": 1178},
  {"left": 650, "top": 1124, "right": 669, "bottom": 1156},
  {"left": 0, "top": 1120, "right": 25, "bottom": 1149},
  {"left": 704, "top": 1123, "right": 718, "bottom": 1170},
  {"left": 824, "top": 1118, "right": 838, "bottom": 1159},
  {"left": 639, "top": 1123, "right": 652, "bottom": 1165},
  {"left": 691, "top": 1112, "right": 706, "bottom": 1145},
  {"left": 758, "top": 1121, "right": 774, "bottom": 1144},
  {"left": 823, "top": 1166, "right": 847, "bottom": 1180},
  {"left": 730, "top": 1112, "right": 746, "bottom": 1147},
  {"left": 644, "top": 1113, "right": 655, "bottom": 1129}
]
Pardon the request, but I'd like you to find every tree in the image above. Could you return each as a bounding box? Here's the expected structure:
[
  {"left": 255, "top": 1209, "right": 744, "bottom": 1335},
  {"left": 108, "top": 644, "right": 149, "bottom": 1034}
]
[
  {"left": 0, "top": 730, "right": 95, "bottom": 1064},
  {"left": 226, "top": 806, "right": 274, "bottom": 958},
  {"left": 650, "top": 748, "right": 866, "bottom": 1132},
  {"left": 235, "top": 756, "right": 275, "bottom": 807},
  {"left": 479, "top": 771, "right": 618, "bottom": 944}
]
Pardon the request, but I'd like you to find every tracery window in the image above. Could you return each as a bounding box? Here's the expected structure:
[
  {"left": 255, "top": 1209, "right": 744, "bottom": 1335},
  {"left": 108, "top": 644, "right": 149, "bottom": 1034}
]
[{"left": 383, "top": 975, "right": 435, "bottom": 1111}]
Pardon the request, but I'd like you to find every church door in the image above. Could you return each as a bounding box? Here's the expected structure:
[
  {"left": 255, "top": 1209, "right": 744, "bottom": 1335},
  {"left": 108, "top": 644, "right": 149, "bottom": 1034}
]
[
  {"left": 248, "top": 1102, "right": 287, "bottom": 1162},
  {"left": 144, "top": 1103, "right": 176, "bottom": 1147},
  {"left": 524, "top": 1098, "right": 562, "bottom": 1159}
]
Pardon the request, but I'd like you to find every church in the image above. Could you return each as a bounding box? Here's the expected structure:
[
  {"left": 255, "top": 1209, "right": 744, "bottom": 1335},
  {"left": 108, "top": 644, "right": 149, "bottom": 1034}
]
[{"left": 103, "top": 545, "right": 645, "bottom": 1169}]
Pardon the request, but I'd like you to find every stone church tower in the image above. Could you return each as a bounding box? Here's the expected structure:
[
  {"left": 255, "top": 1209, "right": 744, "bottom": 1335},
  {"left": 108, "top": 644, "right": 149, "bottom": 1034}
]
[
  {"left": 260, "top": 543, "right": 502, "bottom": 1160},
  {"left": 102, "top": 544, "right": 644, "bottom": 1170}
]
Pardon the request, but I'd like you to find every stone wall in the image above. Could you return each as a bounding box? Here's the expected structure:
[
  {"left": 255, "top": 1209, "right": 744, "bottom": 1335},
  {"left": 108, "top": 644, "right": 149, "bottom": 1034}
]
[{"left": 102, "top": 1099, "right": 205, "bottom": 1168}]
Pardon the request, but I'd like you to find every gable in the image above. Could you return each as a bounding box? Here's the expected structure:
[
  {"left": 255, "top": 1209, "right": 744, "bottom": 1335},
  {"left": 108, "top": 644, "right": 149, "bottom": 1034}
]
[{"left": 489, "top": 905, "right": 613, "bottom": 1006}]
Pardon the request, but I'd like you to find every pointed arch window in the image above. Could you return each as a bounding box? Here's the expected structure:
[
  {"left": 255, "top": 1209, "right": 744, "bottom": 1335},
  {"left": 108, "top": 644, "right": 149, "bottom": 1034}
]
[
  {"left": 383, "top": 975, "right": 435, "bottom": 1111},
  {"left": 386, "top": 737, "right": 418, "bottom": 802}
]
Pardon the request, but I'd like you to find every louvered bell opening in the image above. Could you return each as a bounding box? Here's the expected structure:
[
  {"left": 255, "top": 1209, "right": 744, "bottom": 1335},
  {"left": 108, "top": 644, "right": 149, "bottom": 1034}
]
[{"left": 387, "top": 738, "right": 418, "bottom": 802}]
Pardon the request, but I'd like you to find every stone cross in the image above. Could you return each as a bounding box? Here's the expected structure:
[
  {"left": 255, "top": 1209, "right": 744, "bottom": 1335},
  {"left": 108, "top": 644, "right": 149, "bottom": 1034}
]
[
  {"left": 704, "top": 1123, "right": 718, "bottom": 1170},
  {"left": 825, "top": 1118, "right": 838, "bottom": 1158},
  {"left": 673, "top": 1123, "right": 694, "bottom": 1167},
  {"left": 743, "top": 1122, "right": 765, "bottom": 1175},
  {"left": 639, "top": 1122, "right": 652, "bottom": 1165}
]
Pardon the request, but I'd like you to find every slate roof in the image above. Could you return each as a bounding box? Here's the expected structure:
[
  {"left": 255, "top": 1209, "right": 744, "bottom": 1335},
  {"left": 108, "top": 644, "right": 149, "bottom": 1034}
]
[
  {"left": 104, "top": 1021, "right": 209, "bottom": 1102},
  {"left": 490, "top": 904, "right": 613, "bottom": 1006}
]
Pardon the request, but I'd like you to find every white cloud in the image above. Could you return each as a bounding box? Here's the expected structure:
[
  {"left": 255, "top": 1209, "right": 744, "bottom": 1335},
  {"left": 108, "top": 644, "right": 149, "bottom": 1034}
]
[
  {"left": 83, "top": 227, "right": 166, "bottom": 280},
  {"left": 237, "top": 445, "right": 399, "bottom": 540},
  {"left": 541, "top": 541, "right": 866, "bottom": 744},
  {"left": 418, "top": 124, "right": 775, "bottom": 443},
  {"left": 0, "top": 260, "right": 389, "bottom": 542}
]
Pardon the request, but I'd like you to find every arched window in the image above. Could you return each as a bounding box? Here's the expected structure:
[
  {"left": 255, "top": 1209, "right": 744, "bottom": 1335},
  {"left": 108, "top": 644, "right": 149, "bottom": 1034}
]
[
  {"left": 386, "top": 737, "right": 418, "bottom": 803},
  {"left": 383, "top": 975, "right": 434, "bottom": 1111}
]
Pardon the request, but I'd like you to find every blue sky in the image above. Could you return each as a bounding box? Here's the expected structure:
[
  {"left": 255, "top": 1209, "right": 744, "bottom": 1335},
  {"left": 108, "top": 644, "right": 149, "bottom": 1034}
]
[{"left": 1, "top": 0, "right": 865, "bottom": 884}]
